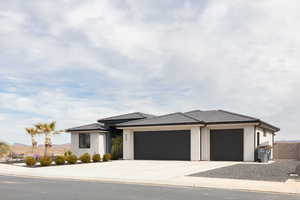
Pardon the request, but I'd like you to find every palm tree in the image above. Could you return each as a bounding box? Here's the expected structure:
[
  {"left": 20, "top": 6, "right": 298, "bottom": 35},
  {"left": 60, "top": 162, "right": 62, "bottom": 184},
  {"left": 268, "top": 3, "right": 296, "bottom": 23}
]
[
  {"left": 0, "top": 142, "right": 11, "bottom": 159},
  {"left": 35, "top": 121, "right": 63, "bottom": 156},
  {"left": 25, "top": 128, "right": 38, "bottom": 153}
]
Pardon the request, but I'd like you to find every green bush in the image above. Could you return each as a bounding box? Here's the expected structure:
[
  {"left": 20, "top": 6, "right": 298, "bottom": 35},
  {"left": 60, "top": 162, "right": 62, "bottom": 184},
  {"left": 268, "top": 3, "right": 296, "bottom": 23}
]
[
  {"left": 92, "top": 154, "right": 101, "bottom": 162},
  {"left": 111, "top": 151, "right": 119, "bottom": 160},
  {"left": 64, "top": 150, "right": 73, "bottom": 157},
  {"left": 80, "top": 153, "right": 91, "bottom": 163},
  {"left": 25, "top": 156, "right": 37, "bottom": 167},
  {"left": 55, "top": 155, "right": 66, "bottom": 165},
  {"left": 40, "top": 156, "right": 52, "bottom": 166},
  {"left": 66, "top": 155, "right": 77, "bottom": 164},
  {"left": 111, "top": 136, "right": 122, "bottom": 160},
  {"left": 102, "top": 153, "right": 111, "bottom": 162}
]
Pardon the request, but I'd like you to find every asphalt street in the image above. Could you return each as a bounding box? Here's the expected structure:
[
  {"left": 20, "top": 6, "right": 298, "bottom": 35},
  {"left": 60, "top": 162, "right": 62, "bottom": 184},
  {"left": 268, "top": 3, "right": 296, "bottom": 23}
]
[{"left": 0, "top": 175, "right": 299, "bottom": 200}]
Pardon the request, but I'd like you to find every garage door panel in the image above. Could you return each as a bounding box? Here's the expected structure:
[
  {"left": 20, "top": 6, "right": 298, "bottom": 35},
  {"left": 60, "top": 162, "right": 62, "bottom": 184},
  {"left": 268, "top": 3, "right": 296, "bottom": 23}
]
[
  {"left": 210, "top": 129, "right": 243, "bottom": 161},
  {"left": 134, "top": 130, "right": 190, "bottom": 160}
]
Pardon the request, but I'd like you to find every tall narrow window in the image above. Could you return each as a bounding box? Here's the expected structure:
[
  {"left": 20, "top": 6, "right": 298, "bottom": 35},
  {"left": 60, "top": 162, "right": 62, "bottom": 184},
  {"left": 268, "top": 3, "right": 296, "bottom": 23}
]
[
  {"left": 79, "top": 133, "right": 90, "bottom": 148},
  {"left": 257, "top": 132, "right": 260, "bottom": 147}
]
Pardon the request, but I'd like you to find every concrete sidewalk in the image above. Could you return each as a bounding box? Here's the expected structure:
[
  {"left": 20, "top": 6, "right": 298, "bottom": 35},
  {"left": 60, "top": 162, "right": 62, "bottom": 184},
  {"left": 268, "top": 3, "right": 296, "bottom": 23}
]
[{"left": 0, "top": 161, "right": 299, "bottom": 194}]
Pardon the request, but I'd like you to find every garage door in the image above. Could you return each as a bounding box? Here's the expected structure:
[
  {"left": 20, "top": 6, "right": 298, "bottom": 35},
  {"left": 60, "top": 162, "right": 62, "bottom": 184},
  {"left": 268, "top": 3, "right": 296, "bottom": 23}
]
[
  {"left": 210, "top": 129, "right": 244, "bottom": 161},
  {"left": 134, "top": 130, "right": 190, "bottom": 160}
]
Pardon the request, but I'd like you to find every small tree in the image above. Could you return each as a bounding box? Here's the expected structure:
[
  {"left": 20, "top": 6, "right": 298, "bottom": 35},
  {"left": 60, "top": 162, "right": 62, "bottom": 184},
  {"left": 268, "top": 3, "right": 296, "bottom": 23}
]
[
  {"left": 35, "top": 121, "right": 63, "bottom": 157},
  {"left": 0, "top": 142, "right": 11, "bottom": 159},
  {"left": 25, "top": 128, "right": 38, "bottom": 153}
]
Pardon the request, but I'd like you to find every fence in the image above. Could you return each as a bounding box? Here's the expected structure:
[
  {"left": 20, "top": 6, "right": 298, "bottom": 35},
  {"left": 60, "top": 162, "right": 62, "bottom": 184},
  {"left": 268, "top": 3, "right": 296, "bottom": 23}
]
[{"left": 273, "top": 142, "right": 300, "bottom": 160}]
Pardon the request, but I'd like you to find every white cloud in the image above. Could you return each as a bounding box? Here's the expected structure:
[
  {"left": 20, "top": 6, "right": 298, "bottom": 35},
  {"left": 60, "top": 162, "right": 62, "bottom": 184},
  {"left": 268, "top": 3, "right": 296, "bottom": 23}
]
[{"left": 1, "top": 0, "right": 300, "bottom": 143}]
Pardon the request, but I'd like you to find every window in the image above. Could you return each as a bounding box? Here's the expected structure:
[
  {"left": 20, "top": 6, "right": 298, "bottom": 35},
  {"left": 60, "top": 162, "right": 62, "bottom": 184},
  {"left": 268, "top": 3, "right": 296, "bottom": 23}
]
[
  {"left": 257, "top": 132, "right": 260, "bottom": 146},
  {"left": 79, "top": 133, "right": 90, "bottom": 148}
]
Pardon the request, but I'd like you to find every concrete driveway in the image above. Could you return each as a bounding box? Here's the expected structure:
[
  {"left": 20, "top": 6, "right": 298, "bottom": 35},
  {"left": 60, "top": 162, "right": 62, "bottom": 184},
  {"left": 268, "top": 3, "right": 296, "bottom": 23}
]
[{"left": 0, "top": 160, "right": 236, "bottom": 181}]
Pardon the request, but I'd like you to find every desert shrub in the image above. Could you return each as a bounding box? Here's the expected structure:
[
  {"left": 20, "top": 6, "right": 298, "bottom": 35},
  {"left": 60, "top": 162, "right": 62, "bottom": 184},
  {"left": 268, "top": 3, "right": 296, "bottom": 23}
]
[
  {"left": 111, "top": 137, "right": 122, "bottom": 160},
  {"left": 64, "top": 151, "right": 73, "bottom": 157},
  {"left": 80, "top": 153, "right": 91, "bottom": 163},
  {"left": 25, "top": 156, "right": 37, "bottom": 167},
  {"left": 92, "top": 154, "right": 101, "bottom": 162},
  {"left": 0, "top": 142, "right": 11, "bottom": 159},
  {"left": 40, "top": 156, "right": 52, "bottom": 166},
  {"left": 102, "top": 153, "right": 111, "bottom": 162},
  {"left": 66, "top": 155, "right": 77, "bottom": 164},
  {"left": 55, "top": 155, "right": 66, "bottom": 165}
]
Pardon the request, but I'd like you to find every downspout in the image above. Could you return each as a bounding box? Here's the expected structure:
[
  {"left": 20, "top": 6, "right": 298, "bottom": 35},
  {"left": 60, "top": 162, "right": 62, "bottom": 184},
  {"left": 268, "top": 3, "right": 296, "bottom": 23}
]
[
  {"left": 200, "top": 126, "right": 202, "bottom": 161},
  {"left": 254, "top": 122, "right": 261, "bottom": 161}
]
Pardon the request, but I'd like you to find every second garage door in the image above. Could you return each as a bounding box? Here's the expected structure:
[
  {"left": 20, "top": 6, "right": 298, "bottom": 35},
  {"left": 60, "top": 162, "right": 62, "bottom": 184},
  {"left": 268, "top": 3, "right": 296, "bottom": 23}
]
[
  {"left": 134, "top": 130, "right": 190, "bottom": 160},
  {"left": 210, "top": 129, "right": 244, "bottom": 161}
]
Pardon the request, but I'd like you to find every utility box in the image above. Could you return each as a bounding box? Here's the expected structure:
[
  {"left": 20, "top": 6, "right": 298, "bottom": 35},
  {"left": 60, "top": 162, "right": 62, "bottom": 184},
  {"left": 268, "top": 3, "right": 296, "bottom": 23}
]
[{"left": 258, "top": 147, "right": 269, "bottom": 163}]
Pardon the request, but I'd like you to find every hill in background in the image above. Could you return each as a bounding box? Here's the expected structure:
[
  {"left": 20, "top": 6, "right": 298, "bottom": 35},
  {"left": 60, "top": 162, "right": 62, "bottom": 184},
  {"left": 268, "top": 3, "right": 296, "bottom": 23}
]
[{"left": 11, "top": 143, "right": 70, "bottom": 156}]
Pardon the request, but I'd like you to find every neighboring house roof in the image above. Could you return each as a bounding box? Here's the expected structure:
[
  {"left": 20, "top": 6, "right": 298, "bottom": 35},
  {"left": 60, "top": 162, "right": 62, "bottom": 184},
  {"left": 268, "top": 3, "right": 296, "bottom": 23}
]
[
  {"left": 98, "top": 112, "right": 155, "bottom": 122},
  {"left": 117, "top": 110, "right": 280, "bottom": 132},
  {"left": 66, "top": 123, "right": 108, "bottom": 132},
  {"left": 116, "top": 112, "right": 204, "bottom": 127}
]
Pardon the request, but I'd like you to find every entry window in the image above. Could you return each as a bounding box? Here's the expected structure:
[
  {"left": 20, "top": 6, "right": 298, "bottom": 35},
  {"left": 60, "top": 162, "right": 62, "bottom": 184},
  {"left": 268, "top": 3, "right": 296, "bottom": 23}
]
[{"left": 79, "top": 133, "right": 90, "bottom": 148}]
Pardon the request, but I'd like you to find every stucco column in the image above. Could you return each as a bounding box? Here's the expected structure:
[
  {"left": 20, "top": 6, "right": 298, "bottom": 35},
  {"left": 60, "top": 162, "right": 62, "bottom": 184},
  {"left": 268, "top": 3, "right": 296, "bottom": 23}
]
[
  {"left": 201, "top": 127, "right": 210, "bottom": 160},
  {"left": 123, "top": 130, "right": 134, "bottom": 160},
  {"left": 244, "top": 126, "right": 255, "bottom": 161},
  {"left": 191, "top": 127, "right": 201, "bottom": 161}
]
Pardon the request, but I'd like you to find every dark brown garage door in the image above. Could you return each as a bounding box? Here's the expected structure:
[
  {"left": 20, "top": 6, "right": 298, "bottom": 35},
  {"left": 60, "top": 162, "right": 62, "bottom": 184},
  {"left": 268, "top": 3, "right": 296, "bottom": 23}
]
[
  {"left": 134, "top": 130, "right": 190, "bottom": 160},
  {"left": 210, "top": 129, "right": 244, "bottom": 161}
]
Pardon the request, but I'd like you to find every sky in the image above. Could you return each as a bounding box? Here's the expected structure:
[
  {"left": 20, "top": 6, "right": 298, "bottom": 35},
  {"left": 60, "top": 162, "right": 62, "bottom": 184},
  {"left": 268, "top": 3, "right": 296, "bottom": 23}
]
[{"left": 0, "top": 0, "right": 300, "bottom": 145}]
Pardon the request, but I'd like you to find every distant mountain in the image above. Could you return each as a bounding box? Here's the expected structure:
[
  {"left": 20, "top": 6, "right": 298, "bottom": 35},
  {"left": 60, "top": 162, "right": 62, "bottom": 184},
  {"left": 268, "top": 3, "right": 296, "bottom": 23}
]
[
  {"left": 12, "top": 143, "right": 71, "bottom": 148},
  {"left": 12, "top": 143, "right": 29, "bottom": 147},
  {"left": 37, "top": 143, "right": 71, "bottom": 148},
  {"left": 11, "top": 143, "right": 71, "bottom": 155}
]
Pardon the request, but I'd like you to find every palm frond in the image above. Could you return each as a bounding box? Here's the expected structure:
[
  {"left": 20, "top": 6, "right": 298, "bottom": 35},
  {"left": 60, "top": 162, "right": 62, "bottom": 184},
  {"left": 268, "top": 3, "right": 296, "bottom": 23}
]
[{"left": 49, "top": 121, "right": 56, "bottom": 131}]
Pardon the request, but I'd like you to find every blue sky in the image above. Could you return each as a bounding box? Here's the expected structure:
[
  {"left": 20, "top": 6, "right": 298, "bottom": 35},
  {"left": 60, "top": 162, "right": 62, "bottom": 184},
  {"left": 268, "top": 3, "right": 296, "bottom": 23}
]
[{"left": 0, "top": 0, "right": 300, "bottom": 145}]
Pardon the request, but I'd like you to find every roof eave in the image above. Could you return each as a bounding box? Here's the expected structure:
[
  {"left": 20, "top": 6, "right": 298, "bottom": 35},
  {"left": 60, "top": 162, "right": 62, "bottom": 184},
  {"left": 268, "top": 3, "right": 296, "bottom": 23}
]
[
  {"left": 66, "top": 129, "right": 108, "bottom": 132},
  {"left": 117, "top": 122, "right": 205, "bottom": 128},
  {"left": 257, "top": 120, "right": 280, "bottom": 132}
]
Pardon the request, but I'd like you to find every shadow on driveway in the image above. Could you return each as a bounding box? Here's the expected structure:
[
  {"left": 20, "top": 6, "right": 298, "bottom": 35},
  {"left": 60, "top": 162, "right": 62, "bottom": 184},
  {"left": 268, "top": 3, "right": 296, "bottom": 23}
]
[{"left": 189, "top": 160, "right": 299, "bottom": 182}]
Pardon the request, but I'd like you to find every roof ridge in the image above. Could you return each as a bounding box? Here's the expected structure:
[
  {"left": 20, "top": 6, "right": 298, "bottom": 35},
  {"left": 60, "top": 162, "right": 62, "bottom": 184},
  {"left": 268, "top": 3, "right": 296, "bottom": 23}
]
[
  {"left": 218, "top": 110, "right": 259, "bottom": 120},
  {"left": 136, "top": 112, "right": 156, "bottom": 118},
  {"left": 180, "top": 112, "right": 203, "bottom": 122},
  {"left": 72, "top": 122, "right": 104, "bottom": 128},
  {"left": 99, "top": 112, "right": 146, "bottom": 121},
  {"left": 184, "top": 109, "right": 202, "bottom": 114},
  {"left": 117, "top": 112, "right": 187, "bottom": 125}
]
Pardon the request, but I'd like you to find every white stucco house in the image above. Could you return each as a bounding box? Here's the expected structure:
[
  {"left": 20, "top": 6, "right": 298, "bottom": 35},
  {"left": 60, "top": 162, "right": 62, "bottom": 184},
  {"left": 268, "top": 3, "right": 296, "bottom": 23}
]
[{"left": 66, "top": 110, "right": 279, "bottom": 161}]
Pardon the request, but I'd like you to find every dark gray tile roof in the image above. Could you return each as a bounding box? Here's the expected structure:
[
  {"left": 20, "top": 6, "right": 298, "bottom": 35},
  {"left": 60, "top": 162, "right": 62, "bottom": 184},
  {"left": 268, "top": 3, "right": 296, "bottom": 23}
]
[
  {"left": 117, "top": 112, "right": 204, "bottom": 127},
  {"left": 66, "top": 123, "right": 108, "bottom": 132},
  {"left": 184, "top": 110, "right": 259, "bottom": 123},
  {"left": 98, "top": 112, "right": 155, "bottom": 122},
  {"left": 116, "top": 109, "right": 279, "bottom": 131}
]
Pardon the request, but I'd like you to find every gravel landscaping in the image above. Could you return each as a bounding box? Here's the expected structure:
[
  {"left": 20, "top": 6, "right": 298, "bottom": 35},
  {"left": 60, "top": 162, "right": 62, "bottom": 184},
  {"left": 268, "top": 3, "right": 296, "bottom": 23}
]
[{"left": 189, "top": 160, "right": 300, "bottom": 182}]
